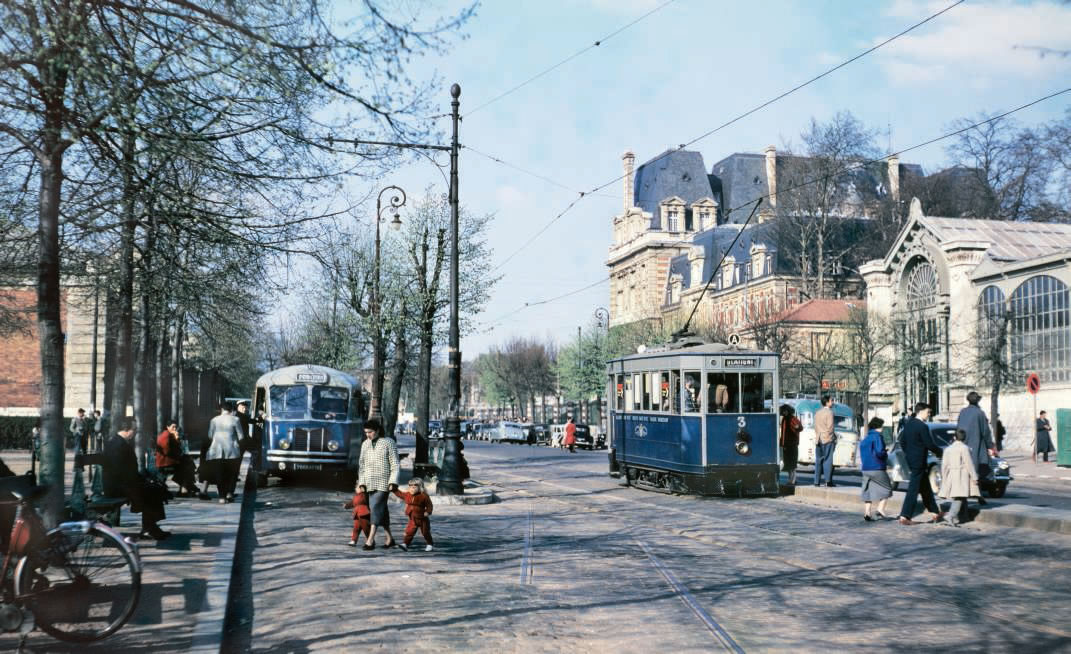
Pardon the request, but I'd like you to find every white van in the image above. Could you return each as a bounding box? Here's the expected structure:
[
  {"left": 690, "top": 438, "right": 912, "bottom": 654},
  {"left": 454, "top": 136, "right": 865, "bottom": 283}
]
[
  {"left": 782, "top": 398, "right": 859, "bottom": 468},
  {"left": 486, "top": 421, "right": 526, "bottom": 443}
]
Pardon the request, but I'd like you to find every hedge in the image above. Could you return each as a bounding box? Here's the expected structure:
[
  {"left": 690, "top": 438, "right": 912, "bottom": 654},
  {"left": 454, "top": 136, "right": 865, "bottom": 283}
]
[{"left": 0, "top": 417, "right": 39, "bottom": 450}]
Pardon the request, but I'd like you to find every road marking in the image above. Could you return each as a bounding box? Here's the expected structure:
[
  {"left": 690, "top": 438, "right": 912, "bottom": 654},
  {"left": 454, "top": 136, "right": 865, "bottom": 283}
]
[
  {"left": 519, "top": 502, "right": 534, "bottom": 585},
  {"left": 636, "top": 539, "right": 745, "bottom": 653}
]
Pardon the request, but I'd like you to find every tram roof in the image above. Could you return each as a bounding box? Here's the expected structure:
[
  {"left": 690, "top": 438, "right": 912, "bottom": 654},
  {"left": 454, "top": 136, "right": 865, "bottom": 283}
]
[
  {"left": 607, "top": 341, "right": 775, "bottom": 364},
  {"left": 254, "top": 364, "right": 359, "bottom": 389}
]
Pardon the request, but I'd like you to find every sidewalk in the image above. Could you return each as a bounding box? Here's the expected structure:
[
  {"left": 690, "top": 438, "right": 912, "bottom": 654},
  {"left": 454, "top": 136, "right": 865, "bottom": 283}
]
[
  {"left": 784, "top": 455, "right": 1071, "bottom": 535},
  {"left": 0, "top": 450, "right": 243, "bottom": 653}
]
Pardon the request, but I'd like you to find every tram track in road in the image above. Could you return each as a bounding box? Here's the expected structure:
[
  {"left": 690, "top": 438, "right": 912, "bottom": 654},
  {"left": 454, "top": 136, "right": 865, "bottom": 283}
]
[{"left": 481, "top": 469, "right": 1071, "bottom": 641}]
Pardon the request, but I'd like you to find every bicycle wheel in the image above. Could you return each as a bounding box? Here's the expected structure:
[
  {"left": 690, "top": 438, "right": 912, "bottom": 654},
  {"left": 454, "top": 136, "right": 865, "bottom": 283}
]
[{"left": 15, "top": 525, "right": 141, "bottom": 642}]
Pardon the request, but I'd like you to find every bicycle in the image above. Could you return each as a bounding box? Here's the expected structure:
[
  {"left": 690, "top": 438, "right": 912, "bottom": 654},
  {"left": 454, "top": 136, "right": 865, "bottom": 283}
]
[{"left": 0, "top": 478, "right": 142, "bottom": 644}]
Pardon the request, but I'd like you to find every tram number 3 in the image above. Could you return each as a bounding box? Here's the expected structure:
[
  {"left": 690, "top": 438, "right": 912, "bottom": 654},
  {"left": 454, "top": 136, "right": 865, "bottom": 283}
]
[{"left": 737, "top": 416, "right": 746, "bottom": 429}]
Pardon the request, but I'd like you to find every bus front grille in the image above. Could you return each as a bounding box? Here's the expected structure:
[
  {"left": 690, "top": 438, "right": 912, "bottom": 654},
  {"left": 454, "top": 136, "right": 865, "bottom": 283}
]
[{"left": 292, "top": 427, "right": 326, "bottom": 452}]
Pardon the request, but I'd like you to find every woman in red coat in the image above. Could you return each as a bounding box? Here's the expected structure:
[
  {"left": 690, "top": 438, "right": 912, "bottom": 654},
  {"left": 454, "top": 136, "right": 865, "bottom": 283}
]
[
  {"left": 779, "top": 405, "right": 802, "bottom": 485},
  {"left": 563, "top": 416, "right": 577, "bottom": 453}
]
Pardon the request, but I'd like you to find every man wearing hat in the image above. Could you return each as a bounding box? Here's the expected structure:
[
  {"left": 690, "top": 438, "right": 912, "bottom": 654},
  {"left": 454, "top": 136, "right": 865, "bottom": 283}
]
[{"left": 956, "top": 391, "right": 996, "bottom": 506}]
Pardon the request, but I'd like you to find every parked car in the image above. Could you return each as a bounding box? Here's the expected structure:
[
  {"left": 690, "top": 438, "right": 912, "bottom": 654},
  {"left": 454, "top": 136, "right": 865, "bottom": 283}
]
[
  {"left": 888, "top": 422, "right": 1013, "bottom": 498},
  {"left": 594, "top": 430, "right": 607, "bottom": 449},
  {"left": 529, "top": 424, "right": 551, "bottom": 445},
  {"left": 551, "top": 423, "right": 593, "bottom": 449},
  {"left": 428, "top": 420, "right": 443, "bottom": 437}
]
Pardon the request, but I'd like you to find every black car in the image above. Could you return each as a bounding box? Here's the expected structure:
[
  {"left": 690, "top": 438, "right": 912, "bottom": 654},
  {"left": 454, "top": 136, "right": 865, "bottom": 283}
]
[
  {"left": 574, "top": 424, "right": 593, "bottom": 449},
  {"left": 528, "top": 424, "right": 550, "bottom": 445},
  {"left": 889, "top": 422, "right": 1013, "bottom": 498}
]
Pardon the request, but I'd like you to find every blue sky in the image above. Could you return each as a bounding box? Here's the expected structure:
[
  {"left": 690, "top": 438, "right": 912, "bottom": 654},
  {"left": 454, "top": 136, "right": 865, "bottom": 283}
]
[{"left": 324, "top": 0, "right": 1071, "bottom": 359}]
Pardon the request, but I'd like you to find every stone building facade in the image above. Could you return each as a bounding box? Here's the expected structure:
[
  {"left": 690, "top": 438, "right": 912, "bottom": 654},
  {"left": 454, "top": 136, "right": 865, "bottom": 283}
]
[{"left": 862, "top": 199, "right": 1071, "bottom": 450}]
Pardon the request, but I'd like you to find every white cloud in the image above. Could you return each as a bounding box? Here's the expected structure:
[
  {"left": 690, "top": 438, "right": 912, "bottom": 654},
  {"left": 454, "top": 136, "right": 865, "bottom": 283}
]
[{"left": 877, "top": 0, "right": 1071, "bottom": 86}]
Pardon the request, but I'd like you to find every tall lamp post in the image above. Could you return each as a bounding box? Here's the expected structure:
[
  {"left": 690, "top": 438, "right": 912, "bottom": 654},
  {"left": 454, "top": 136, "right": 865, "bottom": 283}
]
[
  {"left": 594, "top": 307, "right": 609, "bottom": 433},
  {"left": 328, "top": 84, "right": 463, "bottom": 494},
  {"left": 368, "top": 185, "right": 406, "bottom": 421}
]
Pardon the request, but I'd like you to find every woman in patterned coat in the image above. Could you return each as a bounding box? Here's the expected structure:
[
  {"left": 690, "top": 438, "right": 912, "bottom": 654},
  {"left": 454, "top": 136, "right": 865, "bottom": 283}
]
[{"left": 356, "top": 418, "right": 399, "bottom": 550}]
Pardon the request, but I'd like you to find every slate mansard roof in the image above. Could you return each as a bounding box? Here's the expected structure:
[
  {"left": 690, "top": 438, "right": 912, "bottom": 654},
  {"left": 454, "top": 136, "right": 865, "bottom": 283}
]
[{"left": 633, "top": 149, "right": 717, "bottom": 229}]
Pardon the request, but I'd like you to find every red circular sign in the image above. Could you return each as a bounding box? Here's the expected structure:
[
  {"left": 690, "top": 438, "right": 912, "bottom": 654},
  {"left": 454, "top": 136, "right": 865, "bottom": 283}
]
[{"left": 1026, "top": 372, "right": 1041, "bottom": 395}]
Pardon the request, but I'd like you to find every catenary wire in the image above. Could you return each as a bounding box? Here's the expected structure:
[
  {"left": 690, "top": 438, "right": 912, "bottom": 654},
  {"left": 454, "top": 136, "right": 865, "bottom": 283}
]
[
  {"left": 478, "top": 86, "right": 1071, "bottom": 335},
  {"left": 464, "top": 0, "right": 678, "bottom": 118},
  {"left": 487, "top": 0, "right": 965, "bottom": 274},
  {"left": 464, "top": 144, "right": 616, "bottom": 198}
]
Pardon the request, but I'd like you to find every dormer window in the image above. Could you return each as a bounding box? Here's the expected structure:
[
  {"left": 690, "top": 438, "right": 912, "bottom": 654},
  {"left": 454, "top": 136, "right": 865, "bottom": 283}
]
[{"left": 667, "top": 209, "right": 680, "bottom": 232}]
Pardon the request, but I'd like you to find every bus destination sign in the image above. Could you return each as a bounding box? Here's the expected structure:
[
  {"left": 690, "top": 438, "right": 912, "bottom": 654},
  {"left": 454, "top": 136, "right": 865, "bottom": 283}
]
[
  {"left": 723, "top": 358, "right": 758, "bottom": 368},
  {"left": 296, "top": 372, "right": 329, "bottom": 384}
]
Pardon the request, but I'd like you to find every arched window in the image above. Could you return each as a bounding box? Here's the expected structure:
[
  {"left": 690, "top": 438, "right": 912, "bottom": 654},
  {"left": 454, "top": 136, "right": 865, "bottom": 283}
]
[
  {"left": 904, "top": 258, "right": 938, "bottom": 312},
  {"left": 977, "top": 285, "right": 1006, "bottom": 340},
  {"left": 1009, "top": 275, "right": 1070, "bottom": 382}
]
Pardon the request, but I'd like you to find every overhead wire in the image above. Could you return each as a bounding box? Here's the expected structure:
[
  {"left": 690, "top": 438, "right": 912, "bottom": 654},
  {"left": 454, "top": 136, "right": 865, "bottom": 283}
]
[
  {"left": 463, "top": 144, "right": 616, "bottom": 198},
  {"left": 464, "top": 0, "right": 678, "bottom": 118},
  {"left": 486, "top": 0, "right": 966, "bottom": 274},
  {"left": 478, "top": 85, "right": 1071, "bottom": 335}
]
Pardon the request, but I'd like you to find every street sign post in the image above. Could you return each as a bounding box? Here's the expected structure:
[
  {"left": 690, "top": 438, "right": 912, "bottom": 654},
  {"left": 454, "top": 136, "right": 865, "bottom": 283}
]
[{"left": 1027, "top": 372, "right": 1040, "bottom": 461}]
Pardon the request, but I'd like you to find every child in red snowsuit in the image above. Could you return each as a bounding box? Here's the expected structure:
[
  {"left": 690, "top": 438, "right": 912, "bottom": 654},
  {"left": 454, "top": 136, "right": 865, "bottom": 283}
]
[
  {"left": 344, "top": 485, "right": 371, "bottom": 547},
  {"left": 392, "top": 478, "right": 434, "bottom": 551}
]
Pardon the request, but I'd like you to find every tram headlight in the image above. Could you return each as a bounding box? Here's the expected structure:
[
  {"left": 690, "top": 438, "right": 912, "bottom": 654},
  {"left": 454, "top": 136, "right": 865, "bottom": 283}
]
[
  {"left": 279, "top": 438, "right": 291, "bottom": 450},
  {"left": 734, "top": 429, "right": 751, "bottom": 455},
  {"left": 327, "top": 439, "right": 340, "bottom": 452}
]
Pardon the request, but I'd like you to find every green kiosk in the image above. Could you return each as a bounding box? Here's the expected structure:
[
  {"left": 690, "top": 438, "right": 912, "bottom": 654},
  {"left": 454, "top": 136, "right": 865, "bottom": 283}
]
[{"left": 1058, "top": 408, "right": 1071, "bottom": 468}]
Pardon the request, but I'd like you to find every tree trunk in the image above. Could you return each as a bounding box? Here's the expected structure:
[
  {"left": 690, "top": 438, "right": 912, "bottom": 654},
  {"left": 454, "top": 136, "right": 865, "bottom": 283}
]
[
  {"left": 415, "top": 322, "right": 433, "bottom": 465},
  {"left": 103, "top": 283, "right": 119, "bottom": 419},
  {"left": 156, "top": 326, "right": 170, "bottom": 433},
  {"left": 109, "top": 131, "right": 137, "bottom": 446},
  {"left": 172, "top": 313, "right": 184, "bottom": 428},
  {"left": 133, "top": 210, "right": 157, "bottom": 469},
  {"left": 37, "top": 142, "right": 67, "bottom": 527},
  {"left": 382, "top": 315, "right": 409, "bottom": 441}
]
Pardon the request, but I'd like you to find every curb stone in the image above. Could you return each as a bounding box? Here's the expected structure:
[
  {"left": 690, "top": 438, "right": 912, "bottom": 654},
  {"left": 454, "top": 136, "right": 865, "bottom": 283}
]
[{"left": 782, "top": 483, "right": 1071, "bottom": 535}]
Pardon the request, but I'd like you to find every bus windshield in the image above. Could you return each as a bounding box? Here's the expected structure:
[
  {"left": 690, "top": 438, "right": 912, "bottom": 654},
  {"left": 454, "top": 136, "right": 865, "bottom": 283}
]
[
  {"left": 311, "top": 386, "right": 349, "bottom": 420},
  {"left": 270, "top": 385, "right": 308, "bottom": 419}
]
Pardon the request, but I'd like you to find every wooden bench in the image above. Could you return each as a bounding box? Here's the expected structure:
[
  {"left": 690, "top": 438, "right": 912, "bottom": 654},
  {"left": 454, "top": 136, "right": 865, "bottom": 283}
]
[{"left": 74, "top": 452, "right": 128, "bottom": 526}]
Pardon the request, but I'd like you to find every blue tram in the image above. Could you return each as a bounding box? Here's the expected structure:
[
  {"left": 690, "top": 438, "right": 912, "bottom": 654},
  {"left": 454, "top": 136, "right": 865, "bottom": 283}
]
[
  {"left": 607, "top": 340, "right": 780, "bottom": 496},
  {"left": 251, "top": 364, "right": 365, "bottom": 486}
]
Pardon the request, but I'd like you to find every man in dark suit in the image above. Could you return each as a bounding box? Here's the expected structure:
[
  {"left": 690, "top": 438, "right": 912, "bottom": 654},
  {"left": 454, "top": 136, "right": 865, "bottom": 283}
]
[
  {"left": 103, "top": 419, "right": 170, "bottom": 540},
  {"left": 897, "top": 402, "right": 945, "bottom": 526}
]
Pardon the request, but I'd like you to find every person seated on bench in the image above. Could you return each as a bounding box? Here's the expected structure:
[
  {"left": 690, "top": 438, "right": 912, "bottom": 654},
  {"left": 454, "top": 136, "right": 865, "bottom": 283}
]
[
  {"left": 156, "top": 421, "right": 202, "bottom": 499},
  {"left": 103, "top": 418, "right": 171, "bottom": 541}
]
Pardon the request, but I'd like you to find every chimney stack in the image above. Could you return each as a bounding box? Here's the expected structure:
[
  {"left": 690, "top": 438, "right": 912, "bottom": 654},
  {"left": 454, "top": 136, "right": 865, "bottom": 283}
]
[
  {"left": 764, "top": 145, "right": 777, "bottom": 210},
  {"left": 887, "top": 155, "right": 900, "bottom": 205},
  {"left": 622, "top": 150, "right": 635, "bottom": 214}
]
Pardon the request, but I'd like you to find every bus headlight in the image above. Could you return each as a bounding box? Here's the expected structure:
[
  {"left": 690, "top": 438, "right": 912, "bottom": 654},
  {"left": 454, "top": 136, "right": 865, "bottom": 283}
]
[
  {"left": 279, "top": 438, "right": 291, "bottom": 450},
  {"left": 327, "top": 439, "right": 340, "bottom": 452}
]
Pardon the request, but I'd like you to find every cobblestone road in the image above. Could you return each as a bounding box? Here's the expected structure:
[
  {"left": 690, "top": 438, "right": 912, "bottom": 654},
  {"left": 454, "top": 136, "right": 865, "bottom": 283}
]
[{"left": 242, "top": 440, "right": 1071, "bottom": 654}]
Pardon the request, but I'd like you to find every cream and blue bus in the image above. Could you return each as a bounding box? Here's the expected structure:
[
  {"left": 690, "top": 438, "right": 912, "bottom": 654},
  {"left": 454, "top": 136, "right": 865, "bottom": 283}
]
[{"left": 251, "top": 365, "right": 365, "bottom": 486}]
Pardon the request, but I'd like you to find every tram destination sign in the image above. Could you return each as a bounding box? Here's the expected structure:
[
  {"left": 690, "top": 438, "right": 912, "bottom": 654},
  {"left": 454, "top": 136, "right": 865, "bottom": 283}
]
[
  {"left": 722, "top": 358, "right": 759, "bottom": 368},
  {"left": 296, "top": 372, "right": 329, "bottom": 384}
]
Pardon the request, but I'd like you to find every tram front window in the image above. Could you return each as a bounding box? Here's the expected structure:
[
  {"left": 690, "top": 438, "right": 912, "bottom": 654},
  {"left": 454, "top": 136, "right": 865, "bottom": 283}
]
[
  {"left": 706, "top": 373, "right": 739, "bottom": 413},
  {"left": 741, "top": 372, "right": 774, "bottom": 413},
  {"left": 270, "top": 385, "right": 308, "bottom": 419},
  {"left": 311, "top": 386, "right": 349, "bottom": 420}
]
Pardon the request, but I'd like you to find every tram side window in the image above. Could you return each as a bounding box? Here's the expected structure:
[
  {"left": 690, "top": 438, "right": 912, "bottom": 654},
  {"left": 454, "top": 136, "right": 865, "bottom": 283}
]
[
  {"left": 706, "top": 373, "right": 739, "bottom": 413},
  {"left": 682, "top": 371, "right": 700, "bottom": 412},
  {"left": 641, "top": 373, "right": 653, "bottom": 411},
  {"left": 270, "top": 385, "right": 308, "bottom": 419},
  {"left": 312, "top": 386, "right": 348, "bottom": 420},
  {"left": 614, "top": 375, "right": 624, "bottom": 411},
  {"left": 741, "top": 373, "right": 774, "bottom": 413},
  {"left": 630, "top": 374, "right": 641, "bottom": 411},
  {"left": 667, "top": 370, "right": 680, "bottom": 413}
]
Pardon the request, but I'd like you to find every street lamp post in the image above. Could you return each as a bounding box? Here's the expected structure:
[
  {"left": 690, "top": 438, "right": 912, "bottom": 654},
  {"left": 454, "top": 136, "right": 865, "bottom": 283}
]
[
  {"left": 327, "top": 84, "right": 462, "bottom": 494},
  {"left": 368, "top": 185, "right": 406, "bottom": 421},
  {"left": 594, "top": 307, "right": 608, "bottom": 433}
]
